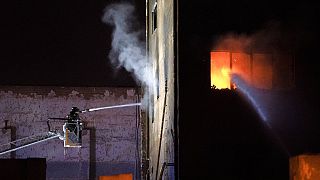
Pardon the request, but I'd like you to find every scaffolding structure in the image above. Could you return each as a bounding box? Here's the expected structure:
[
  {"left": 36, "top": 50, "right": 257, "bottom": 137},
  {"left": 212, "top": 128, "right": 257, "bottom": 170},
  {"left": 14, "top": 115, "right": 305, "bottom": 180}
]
[{"left": 0, "top": 132, "right": 61, "bottom": 156}]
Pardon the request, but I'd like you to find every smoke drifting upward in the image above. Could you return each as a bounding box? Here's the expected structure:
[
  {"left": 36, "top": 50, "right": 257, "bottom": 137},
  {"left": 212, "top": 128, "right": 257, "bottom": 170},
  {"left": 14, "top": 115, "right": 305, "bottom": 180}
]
[
  {"left": 213, "top": 21, "right": 295, "bottom": 53},
  {"left": 102, "top": 3, "right": 155, "bottom": 107},
  {"left": 213, "top": 34, "right": 253, "bottom": 53}
]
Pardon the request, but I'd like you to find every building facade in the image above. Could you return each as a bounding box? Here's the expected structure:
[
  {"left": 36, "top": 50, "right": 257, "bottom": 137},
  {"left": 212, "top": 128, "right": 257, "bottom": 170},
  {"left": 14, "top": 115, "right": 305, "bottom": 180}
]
[{"left": 145, "top": 0, "right": 176, "bottom": 179}]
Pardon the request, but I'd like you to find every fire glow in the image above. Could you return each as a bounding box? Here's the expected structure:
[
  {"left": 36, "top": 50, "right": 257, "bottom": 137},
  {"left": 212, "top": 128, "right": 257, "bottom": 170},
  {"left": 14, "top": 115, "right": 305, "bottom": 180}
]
[
  {"left": 210, "top": 51, "right": 279, "bottom": 90},
  {"left": 211, "top": 50, "right": 294, "bottom": 122},
  {"left": 210, "top": 51, "right": 231, "bottom": 89}
]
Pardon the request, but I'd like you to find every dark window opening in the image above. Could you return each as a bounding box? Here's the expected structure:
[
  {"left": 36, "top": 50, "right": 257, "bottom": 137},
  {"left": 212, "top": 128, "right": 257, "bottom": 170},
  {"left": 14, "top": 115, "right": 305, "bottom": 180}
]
[{"left": 152, "top": 3, "right": 157, "bottom": 33}]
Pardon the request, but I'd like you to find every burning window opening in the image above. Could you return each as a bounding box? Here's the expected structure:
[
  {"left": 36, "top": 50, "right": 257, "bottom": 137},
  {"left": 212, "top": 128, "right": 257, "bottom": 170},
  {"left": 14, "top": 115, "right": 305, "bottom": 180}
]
[
  {"left": 210, "top": 51, "right": 294, "bottom": 90},
  {"left": 210, "top": 51, "right": 231, "bottom": 89}
]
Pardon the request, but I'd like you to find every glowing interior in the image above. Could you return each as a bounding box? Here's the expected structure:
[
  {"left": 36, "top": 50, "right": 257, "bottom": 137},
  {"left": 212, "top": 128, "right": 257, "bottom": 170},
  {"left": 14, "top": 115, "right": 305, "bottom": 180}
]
[
  {"left": 210, "top": 51, "right": 231, "bottom": 89},
  {"left": 211, "top": 51, "right": 274, "bottom": 90}
]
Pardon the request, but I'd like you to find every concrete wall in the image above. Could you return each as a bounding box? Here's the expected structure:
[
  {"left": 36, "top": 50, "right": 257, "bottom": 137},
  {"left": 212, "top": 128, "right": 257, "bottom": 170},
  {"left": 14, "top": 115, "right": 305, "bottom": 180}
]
[
  {"left": 0, "top": 86, "right": 140, "bottom": 180},
  {"left": 147, "top": 0, "right": 175, "bottom": 179}
]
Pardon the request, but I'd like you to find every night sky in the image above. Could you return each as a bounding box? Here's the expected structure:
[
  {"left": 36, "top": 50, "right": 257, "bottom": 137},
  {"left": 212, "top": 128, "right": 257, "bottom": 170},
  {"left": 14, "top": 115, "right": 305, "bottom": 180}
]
[{"left": 0, "top": 0, "right": 145, "bottom": 87}]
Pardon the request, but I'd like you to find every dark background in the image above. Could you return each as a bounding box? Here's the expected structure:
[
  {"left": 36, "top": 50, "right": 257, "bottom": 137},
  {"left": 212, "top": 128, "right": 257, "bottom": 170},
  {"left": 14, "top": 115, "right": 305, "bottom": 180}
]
[{"left": 0, "top": 0, "right": 145, "bottom": 87}]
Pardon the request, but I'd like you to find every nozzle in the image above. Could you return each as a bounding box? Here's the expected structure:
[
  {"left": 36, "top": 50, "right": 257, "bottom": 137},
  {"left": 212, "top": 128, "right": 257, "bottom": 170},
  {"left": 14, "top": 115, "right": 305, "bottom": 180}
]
[
  {"left": 71, "top": 107, "right": 81, "bottom": 113},
  {"left": 81, "top": 109, "right": 90, "bottom": 113}
]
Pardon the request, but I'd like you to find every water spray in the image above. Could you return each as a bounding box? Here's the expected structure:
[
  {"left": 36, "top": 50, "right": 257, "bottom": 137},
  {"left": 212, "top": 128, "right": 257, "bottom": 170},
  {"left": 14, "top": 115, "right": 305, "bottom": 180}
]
[
  {"left": 81, "top": 103, "right": 141, "bottom": 113},
  {"left": 48, "top": 102, "right": 141, "bottom": 148},
  {"left": 231, "top": 74, "right": 290, "bottom": 156},
  {"left": 231, "top": 74, "right": 267, "bottom": 122}
]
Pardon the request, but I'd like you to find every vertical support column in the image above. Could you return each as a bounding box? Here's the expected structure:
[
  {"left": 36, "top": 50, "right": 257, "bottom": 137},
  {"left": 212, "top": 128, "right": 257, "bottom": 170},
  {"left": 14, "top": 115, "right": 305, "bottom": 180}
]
[
  {"left": 3, "top": 120, "right": 16, "bottom": 159},
  {"left": 292, "top": 53, "right": 296, "bottom": 88},
  {"left": 135, "top": 91, "right": 141, "bottom": 180},
  {"left": 250, "top": 51, "right": 253, "bottom": 85},
  {"left": 230, "top": 52, "right": 233, "bottom": 89},
  {"left": 271, "top": 53, "right": 274, "bottom": 89},
  {"left": 83, "top": 127, "right": 96, "bottom": 180}
]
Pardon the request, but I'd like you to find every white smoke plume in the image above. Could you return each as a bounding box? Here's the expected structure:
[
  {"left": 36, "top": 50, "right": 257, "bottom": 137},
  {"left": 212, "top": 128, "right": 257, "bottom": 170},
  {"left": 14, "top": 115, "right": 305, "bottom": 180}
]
[{"left": 102, "top": 3, "right": 155, "bottom": 107}]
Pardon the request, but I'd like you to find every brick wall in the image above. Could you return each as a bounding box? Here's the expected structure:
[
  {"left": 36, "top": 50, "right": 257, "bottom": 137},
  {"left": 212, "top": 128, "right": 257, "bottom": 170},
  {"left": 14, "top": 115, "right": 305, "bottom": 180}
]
[{"left": 0, "top": 86, "right": 140, "bottom": 180}]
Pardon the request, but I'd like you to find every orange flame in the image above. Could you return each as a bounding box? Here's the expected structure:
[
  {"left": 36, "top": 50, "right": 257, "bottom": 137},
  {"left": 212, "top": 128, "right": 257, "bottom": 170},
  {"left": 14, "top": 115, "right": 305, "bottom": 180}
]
[
  {"left": 211, "top": 51, "right": 275, "bottom": 90},
  {"left": 210, "top": 52, "right": 231, "bottom": 89}
]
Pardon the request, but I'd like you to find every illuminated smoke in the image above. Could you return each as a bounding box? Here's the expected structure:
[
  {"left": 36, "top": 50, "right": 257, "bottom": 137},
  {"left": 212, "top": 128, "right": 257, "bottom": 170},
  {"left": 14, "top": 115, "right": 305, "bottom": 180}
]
[
  {"left": 214, "top": 33, "right": 253, "bottom": 52},
  {"left": 212, "top": 21, "right": 293, "bottom": 53},
  {"left": 102, "top": 3, "right": 155, "bottom": 107}
]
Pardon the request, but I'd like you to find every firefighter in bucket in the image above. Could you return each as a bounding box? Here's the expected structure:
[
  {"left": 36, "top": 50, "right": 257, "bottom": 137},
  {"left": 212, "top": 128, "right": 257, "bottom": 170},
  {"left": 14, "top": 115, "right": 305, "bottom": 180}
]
[{"left": 63, "top": 107, "right": 83, "bottom": 147}]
